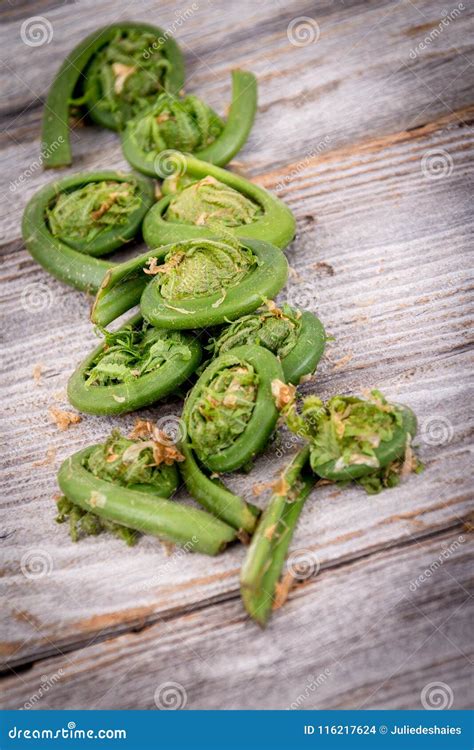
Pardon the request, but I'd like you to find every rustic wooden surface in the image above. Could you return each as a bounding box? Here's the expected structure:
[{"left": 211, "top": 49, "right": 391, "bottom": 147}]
[{"left": 0, "top": 0, "right": 473, "bottom": 710}]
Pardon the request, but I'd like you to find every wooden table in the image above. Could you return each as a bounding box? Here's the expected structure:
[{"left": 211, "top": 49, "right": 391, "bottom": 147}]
[{"left": 1, "top": 0, "right": 472, "bottom": 710}]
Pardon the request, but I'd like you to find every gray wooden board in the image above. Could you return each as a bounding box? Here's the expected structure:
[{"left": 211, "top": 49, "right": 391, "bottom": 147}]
[
  {"left": 0, "top": 0, "right": 473, "bottom": 709},
  {"left": 1, "top": 530, "right": 472, "bottom": 709}
]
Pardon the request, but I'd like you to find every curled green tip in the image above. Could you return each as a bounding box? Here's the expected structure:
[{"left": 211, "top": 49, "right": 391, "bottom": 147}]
[
  {"left": 121, "top": 69, "right": 257, "bottom": 174},
  {"left": 285, "top": 390, "right": 419, "bottom": 491},
  {"left": 142, "top": 154, "right": 296, "bottom": 251},
  {"left": 42, "top": 22, "right": 185, "bottom": 167},
  {"left": 57, "top": 430, "right": 237, "bottom": 555}
]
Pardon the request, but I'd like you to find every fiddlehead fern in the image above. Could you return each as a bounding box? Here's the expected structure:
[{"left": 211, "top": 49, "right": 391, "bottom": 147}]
[
  {"left": 139, "top": 237, "right": 288, "bottom": 330},
  {"left": 241, "top": 391, "right": 421, "bottom": 624},
  {"left": 67, "top": 314, "right": 202, "bottom": 415},
  {"left": 45, "top": 179, "right": 143, "bottom": 255},
  {"left": 121, "top": 70, "right": 257, "bottom": 173},
  {"left": 240, "top": 447, "right": 314, "bottom": 625},
  {"left": 91, "top": 235, "right": 288, "bottom": 328},
  {"left": 207, "top": 302, "right": 326, "bottom": 385},
  {"left": 22, "top": 171, "right": 155, "bottom": 317},
  {"left": 142, "top": 154, "right": 296, "bottom": 251},
  {"left": 42, "top": 23, "right": 185, "bottom": 167},
  {"left": 182, "top": 345, "right": 285, "bottom": 473},
  {"left": 285, "top": 390, "right": 419, "bottom": 492},
  {"left": 122, "top": 95, "right": 224, "bottom": 168},
  {"left": 165, "top": 176, "right": 262, "bottom": 227},
  {"left": 179, "top": 345, "right": 287, "bottom": 531},
  {"left": 57, "top": 427, "right": 237, "bottom": 555}
]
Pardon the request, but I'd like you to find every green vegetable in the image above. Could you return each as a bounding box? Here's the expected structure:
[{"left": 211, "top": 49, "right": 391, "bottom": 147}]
[
  {"left": 22, "top": 171, "right": 155, "bottom": 314},
  {"left": 45, "top": 179, "right": 142, "bottom": 255},
  {"left": 179, "top": 442, "right": 259, "bottom": 534},
  {"left": 165, "top": 176, "right": 262, "bottom": 227},
  {"left": 286, "top": 390, "right": 418, "bottom": 493},
  {"left": 207, "top": 303, "right": 326, "bottom": 385},
  {"left": 91, "top": 234, "right": 287, "bottom": 328},
  {"left": 142, "top": 154, "right": 296, "bottom": 250},
  {"left": 121, "top": 70, "right": 257, "bottom": 173},
  {"left": 56, "top": 495, "right": 138, "bottom": 546},
  {"left": 67, "top": 314, "right": 202, "bottom": 415},
  {"left": 57, "top": 433, "right": 237, "bottom": 555},
  {"left": 42, "top": 22, "right": 185, "bottom": 166},
  {"left": 139, "top": 237, "right": 288, "bottom": 330},
  {"left": 86, "top": 429, "right": 180, "bottom": 496},
  {"left": 182, "top": 345, "right": 285, "bottom": 473},
  {"left": 242, "top": 391, "right": 420, "bottom": 625},
  {"left": 240, "top": 447, "right": 314, "bottom": 625}
]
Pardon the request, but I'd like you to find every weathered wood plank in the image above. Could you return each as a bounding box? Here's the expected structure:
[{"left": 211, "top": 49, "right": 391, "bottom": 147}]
[
  {"left": 1, "top": 0, "right": 473, "bottom": 163},
  {"left": 1, "top": 530, "right": 472, "bottom": 709},
  {"left": 1, "top": 0, "right": 473, "bottom": 709}
]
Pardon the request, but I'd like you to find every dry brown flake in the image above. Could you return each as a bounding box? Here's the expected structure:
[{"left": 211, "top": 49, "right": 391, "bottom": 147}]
[
  {"left": 32, "top": 447, "right": 56, "bottom": 467},
  {"left": 271, "top": 379, "right": 296, "bottom": 410},
  {"left": 272, "top": 473, "right": 291, "bottom": 497},
  {"left": 272, "top": 570, "right": 296, "bottom": 610},
  {"left": 161, "top": 540, "right": 176, "bottom": 557},
  {"left": 330, "top": 352, "right": 353, "bottom": 370},
  {"left": 49, "top": 406, "right": 81, "bottom": 431},
  {"left": 144, "top": 252, "right": 184, "bottom": 276},
  {"left": 311, "top": 261, "right": 335, "bottom": 276},
  {"left": 128, "top": 419, "right": 184, "bottom": 465},
  {"left": 112, "top": 63, "right": 136, "bottom": 94},
  {"left": 264, "top": 523, "right": 277, "bottom": 541},
  {"left": 252, "top": 480, "right": 275, "bottom": 497},
  {"left": 32, "top": 363, "right": 43, "bottom": 385},
  {"left": 90, "top": 190, "right": 125, "bottom": 221}
]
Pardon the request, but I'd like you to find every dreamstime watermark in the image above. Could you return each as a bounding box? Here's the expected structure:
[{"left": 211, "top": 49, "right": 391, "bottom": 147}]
[
  {"left": 408, "top": 535, "right": 465, "bottom": 591},
  {"left": 153, "top": 149, "right": 187, "bottom": 179},
  {"left": 20, "top": 16, "right": 53, "bottom": 47},
  {"left": 285, "top": 280, "right": 316, "bottom": 311},
  {"left": 20, "top": 548, "right": 53, "bottom": 580},
  {"left": 9, "top": 137, "right": 65, "bottom": 193},
  {"left": 275, "top": 405, "right": 325, "bottom": 461},
  {"left": 421, "top": 148, "right": 453, "bottom": 180},
  {"left": 420, "top": 415, "right": 454, "bottom": 446},
  {"left": 421, "top": 681, "right": 454, "bottom": 710},
  {"left": 287, "top": 548, "right": 321, "bottom": 580},
  {"left": 409, "top": 4, "right": 465, "bottom": 59},
  {"left": 140, "top": 536, "right": 198, "bottom": 592},
  {"left": 155, "top": 414, "right": 187, "bottom": 445},
  {"left": 154, "top": 681, "right": 187, "bottom": 710},
  {"left": 276, "top": 136, "right": 331, "bottom": 193},
  {"left": 22, "top": 670, "right": 64, "bottom": 710},
  {"left": 287, "top": 16, "right": 320, "bottom": 47},
  {"left": 20, "top": 282, "right": 55, "bottom": 314},
  {"left": 143, "top": 4, "right": 199, "bottom": 59},
  {"left": 287, "top": 668, "right": 331, "bottom": 709},
  {"left": 8, "top": 724, "right": 127, "bottom": 740}
]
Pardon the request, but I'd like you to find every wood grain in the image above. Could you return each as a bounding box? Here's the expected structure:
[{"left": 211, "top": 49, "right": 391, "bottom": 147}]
[
  {"left": 1, "top": 0, "right": 473, "bottom": 709},
  {"left": 1, "top": 530, "right": 472, "bottom": 709}
]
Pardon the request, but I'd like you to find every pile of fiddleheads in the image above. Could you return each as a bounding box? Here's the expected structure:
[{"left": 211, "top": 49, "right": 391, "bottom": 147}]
[{"left": 21, "top": 19, "right": 423, "bottom": 624}]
